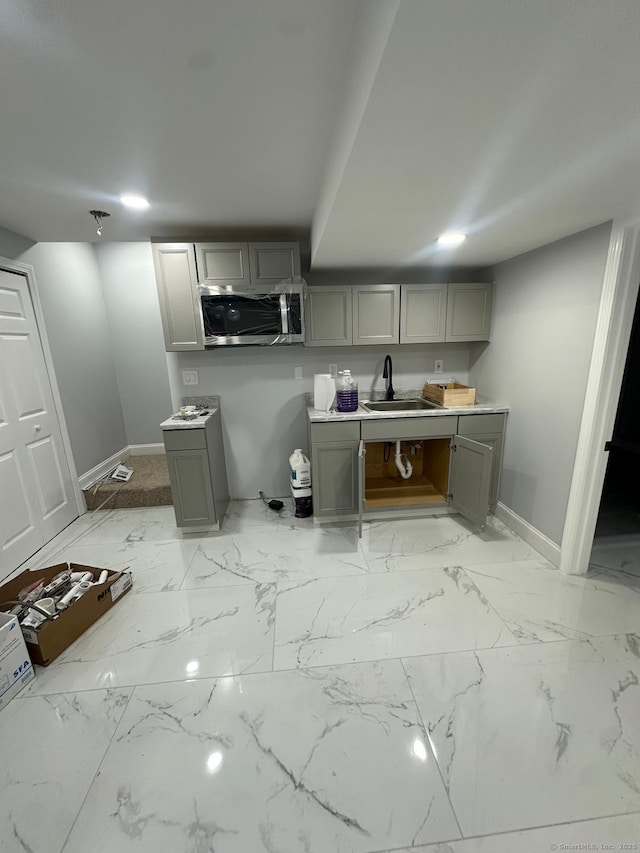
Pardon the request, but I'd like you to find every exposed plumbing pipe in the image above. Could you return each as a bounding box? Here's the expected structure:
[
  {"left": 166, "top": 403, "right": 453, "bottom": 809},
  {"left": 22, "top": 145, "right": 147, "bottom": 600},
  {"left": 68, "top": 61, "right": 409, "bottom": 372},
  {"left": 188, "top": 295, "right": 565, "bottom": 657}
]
[{"left": 395, "top": 440, "right": 413, "bottom": 479}]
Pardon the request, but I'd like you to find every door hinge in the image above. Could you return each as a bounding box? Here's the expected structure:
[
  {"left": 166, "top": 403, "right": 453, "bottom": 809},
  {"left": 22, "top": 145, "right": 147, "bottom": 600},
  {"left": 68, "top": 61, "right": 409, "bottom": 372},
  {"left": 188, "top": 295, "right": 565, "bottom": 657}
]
[
  {"left": 445, "top": 492, "right": 453, "bottom": 501},
  {"left": 450, "top": 443, "right": 456, "bottom": 452}
]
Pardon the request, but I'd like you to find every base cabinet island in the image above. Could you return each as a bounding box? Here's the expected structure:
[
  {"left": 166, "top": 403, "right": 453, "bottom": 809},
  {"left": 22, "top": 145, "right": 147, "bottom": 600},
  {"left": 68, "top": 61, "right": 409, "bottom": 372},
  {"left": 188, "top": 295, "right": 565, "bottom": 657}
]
[
  {"left": 308, "top": 402, "right": 507, "bottom": 537},
  {"left": 161, "top": 404, "right": 229, "bottom": 530}
]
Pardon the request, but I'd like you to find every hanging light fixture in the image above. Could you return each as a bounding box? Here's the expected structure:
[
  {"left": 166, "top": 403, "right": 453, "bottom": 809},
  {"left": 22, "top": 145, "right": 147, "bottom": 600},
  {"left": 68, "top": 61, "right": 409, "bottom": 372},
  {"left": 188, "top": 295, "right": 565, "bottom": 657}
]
[{"left": 89, "top": 209, "right": 110, "bottom": 237}]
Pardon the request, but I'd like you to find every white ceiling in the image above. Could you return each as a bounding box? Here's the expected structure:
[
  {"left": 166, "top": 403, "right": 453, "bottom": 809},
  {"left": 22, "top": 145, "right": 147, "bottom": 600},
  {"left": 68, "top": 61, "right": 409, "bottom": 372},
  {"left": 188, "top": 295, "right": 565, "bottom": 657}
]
[{"left": 2, "top": 0, "right": 640, "bottom": 266}]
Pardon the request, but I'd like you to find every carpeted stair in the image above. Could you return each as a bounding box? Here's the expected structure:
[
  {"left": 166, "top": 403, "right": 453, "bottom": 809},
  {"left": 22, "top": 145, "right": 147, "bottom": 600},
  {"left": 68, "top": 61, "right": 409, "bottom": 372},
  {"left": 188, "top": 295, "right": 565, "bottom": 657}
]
[{"left": 84, "top": 454, "right": 173, "bottom": 510}]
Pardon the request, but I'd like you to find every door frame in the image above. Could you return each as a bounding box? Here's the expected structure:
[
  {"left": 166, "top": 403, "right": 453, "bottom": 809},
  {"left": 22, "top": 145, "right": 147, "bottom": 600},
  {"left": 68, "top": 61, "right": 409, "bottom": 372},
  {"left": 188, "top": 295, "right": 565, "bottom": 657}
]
[
  {"left": 560, "top": 219, "right": 640, "bottom": 574},
  {"left": 0, "top": 256, "right": 84, "bottom": 516}
]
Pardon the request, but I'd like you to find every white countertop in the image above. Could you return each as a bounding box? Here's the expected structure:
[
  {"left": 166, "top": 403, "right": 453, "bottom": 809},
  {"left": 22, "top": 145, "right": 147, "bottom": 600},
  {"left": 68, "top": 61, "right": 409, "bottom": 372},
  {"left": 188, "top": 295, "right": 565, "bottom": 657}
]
[
  {"left": 307, "top": 397, "right": 508, "bottom": 423},
  {"left": 160, "top": 409, "right": 218, "bottom": 430}
]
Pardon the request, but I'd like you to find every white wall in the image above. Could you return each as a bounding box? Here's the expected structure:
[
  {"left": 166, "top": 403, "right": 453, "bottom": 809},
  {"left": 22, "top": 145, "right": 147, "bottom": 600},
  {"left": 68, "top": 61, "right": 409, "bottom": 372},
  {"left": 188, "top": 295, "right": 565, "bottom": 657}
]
[
  {"left": 469, "top": 222, "right": 612, "bottom": 545},
  {"left": 18, "top": 243, "right": 128, "bottom": 477},
  {"left": 95, "top": 242, "right": 172, "bottom": 448},
  {"left": 168, "top": 343, "right": 472, "bottom": 498}
]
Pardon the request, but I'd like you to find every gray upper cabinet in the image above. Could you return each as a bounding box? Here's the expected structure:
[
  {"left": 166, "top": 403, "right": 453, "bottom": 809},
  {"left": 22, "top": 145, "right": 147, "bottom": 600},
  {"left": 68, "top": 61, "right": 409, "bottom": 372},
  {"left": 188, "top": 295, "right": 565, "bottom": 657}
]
[
  {"left": 195, "top": 243, "right": 250, "bottom": 287},
  {"left": 400, "top": 284, "right": 447, "bottom": 344},
  {"left": 446, "top": 282, "right": 493, "bottom": 342},
  {"left": 352, "top": 284, "right": 400, "bottom": 346},
  {"left": 249, "top": 242, "right": 301, "bottom": 286},
  {"left": 152, "top": 243, "right": 204, "bottom": 352},
  {"left": 306, "top": 287, "right": 352, "bottom": 347}
]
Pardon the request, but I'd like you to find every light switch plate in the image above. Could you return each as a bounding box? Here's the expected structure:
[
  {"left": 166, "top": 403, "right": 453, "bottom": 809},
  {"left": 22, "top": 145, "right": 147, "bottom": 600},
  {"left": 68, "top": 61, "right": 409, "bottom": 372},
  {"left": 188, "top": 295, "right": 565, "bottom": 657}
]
[
  {"left": 182, "top": 370, "right": 199, "bottom": 385},
  {"left": 294, "top": 366, "right": 303, "bottom": 380},
  {"left": 329, "top": 364, "right": 338, "bottom": 378},
  {"left": 434, "top": 360, "right": 444, "bottom": 374}
]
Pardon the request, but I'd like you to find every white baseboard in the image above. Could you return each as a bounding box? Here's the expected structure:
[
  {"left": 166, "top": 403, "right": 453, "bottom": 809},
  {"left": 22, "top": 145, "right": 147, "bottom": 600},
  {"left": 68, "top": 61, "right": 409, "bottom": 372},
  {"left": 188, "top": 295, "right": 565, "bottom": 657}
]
[
  {"left": 78, "top": 446, "right": 130, "bottom": 491},
  {"left": 494, "top": 501, "right": 561, "bottom": 566},
  {"left": 78, "top": 444, "right": 165, "bottom": 490},
  {"left": 129, "top": 443, "right": 165, "bottom": 456}
]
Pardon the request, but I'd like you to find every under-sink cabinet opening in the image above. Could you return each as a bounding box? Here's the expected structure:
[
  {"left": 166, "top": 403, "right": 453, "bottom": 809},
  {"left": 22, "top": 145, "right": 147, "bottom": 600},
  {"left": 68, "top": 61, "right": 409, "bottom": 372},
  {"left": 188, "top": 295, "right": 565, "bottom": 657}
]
[{"left": 364, "top": 438, "right": 451, "bottom": 507}]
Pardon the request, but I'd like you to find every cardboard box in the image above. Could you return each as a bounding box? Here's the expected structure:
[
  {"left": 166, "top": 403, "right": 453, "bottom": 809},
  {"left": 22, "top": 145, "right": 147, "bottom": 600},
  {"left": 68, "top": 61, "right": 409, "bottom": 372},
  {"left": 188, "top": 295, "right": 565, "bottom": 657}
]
[
  {"left": 0, "top": 564, "right": 133, "bottom": 667},
  {"left": 0, "top": 612, "right": 35, "bottom": 710},
  {"left": 423, "top": 382, "right": 477, "bottom": 407}
]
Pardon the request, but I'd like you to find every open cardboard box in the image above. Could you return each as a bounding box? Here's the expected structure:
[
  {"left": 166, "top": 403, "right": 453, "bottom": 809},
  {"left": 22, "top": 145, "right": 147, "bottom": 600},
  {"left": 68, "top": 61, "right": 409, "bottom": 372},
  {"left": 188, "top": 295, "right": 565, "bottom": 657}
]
[{"left": 0, "top": 564, "right": 132, "bottom": 667}]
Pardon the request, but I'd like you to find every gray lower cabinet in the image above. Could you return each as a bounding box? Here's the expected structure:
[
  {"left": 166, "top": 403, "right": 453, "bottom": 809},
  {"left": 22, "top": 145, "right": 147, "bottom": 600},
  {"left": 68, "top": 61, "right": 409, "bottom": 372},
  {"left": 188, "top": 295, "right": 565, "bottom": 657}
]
[
  {"left": 309, "top": 412, "right": 506, "bottom": 531},
  {"left": 163, "top": 412, "right": 229, "bottom": 528},
  {"left": 152, "top": 243, "right": 204, "bottom": 351},
  {"left": 309, "top": 421, "right": 359, "bottom": 518},
  {"left": 457, "top": 412, "right": 506, "bottom": 508}
]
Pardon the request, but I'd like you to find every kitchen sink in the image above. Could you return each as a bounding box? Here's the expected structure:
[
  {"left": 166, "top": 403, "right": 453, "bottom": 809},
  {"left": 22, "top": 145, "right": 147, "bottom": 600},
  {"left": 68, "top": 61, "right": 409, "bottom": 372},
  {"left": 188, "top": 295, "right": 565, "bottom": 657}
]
[{"left": 361, "top": 398, "right": 441, "bottom": 412}]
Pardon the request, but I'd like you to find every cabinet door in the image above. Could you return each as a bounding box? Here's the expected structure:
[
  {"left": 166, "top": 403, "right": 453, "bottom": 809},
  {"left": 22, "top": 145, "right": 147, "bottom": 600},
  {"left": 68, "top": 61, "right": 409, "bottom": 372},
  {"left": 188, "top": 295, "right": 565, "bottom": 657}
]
[
  {"left": 352, "top": 285, "right": 400, "bottom": 345},
  {"left": 195, "top": 243, "right": 250, "bottom": 287},
  {"left": 249, "top": 242, "right": 300, "bottom": 285},
  {"left": 306, "top": 287, "right": 352, "bottom": 347},
  {"left": 470, "top": 432, "right": 503, "bottom": 508},
  {"left": 449, "top": 435, "right": 493, "bottom": 528},
  {"left": 445, "top": 282, "right": 493, "bottom": 342},
  {"left": 357, "top": 439, "right": 365, "bottom": 538},
  {"left": 167, "top": 449, "right": 216, "bottom": 526},
  {"left": 311, "top": 441, "right": 358, "bottom": 517},
  {"left": 152, "top": 244, "right": 204, "bottom": 351},
  {"left": 400, "top": 284, "right": 447, "bottom": 344}
]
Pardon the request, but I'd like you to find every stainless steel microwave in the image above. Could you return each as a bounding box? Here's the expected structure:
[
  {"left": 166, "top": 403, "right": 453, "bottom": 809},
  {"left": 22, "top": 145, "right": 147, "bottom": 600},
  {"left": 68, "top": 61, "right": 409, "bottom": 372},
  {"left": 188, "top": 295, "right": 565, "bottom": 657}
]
[{"left": 199, "top": 283, "right": 305, "bottom": 347}]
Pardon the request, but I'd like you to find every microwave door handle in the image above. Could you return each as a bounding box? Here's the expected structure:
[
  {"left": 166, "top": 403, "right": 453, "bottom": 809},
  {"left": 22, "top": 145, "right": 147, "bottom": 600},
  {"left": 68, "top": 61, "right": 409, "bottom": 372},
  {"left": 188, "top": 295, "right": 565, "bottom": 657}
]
[{"left": 280, "top": 293, "right": 289, "bottom": 334}]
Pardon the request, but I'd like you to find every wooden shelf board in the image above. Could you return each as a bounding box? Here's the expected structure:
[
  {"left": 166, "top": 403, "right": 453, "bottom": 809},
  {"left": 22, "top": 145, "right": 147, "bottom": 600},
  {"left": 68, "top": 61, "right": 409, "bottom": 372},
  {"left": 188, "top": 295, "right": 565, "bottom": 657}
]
[{"left": 364, "top": 475, "right": 446, "bottom": 507}]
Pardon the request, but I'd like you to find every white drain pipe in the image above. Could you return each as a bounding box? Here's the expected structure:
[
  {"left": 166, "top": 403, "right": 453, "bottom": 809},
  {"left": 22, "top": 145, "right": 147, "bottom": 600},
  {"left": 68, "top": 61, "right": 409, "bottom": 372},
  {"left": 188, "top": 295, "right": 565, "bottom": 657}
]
[{"left": 395, "top": 440, "right": 413, "bottom": 479}]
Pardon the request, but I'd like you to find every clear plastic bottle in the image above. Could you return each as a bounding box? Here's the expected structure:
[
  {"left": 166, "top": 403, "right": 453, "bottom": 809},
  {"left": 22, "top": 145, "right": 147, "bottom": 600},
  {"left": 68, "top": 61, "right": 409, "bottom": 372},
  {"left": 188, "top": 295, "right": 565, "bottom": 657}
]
[{"left": 336, "top": 369, "right": 358, "bottom": 412}]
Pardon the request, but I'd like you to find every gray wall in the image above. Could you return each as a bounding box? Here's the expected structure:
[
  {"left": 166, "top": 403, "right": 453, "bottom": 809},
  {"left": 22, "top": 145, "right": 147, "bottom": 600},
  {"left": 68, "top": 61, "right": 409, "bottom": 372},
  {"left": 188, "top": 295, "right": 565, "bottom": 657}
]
[
  {"left": 18, "top": 243, "right": 128, "bottom": 477},
  {"left": 95, "top": 242, "right": 172, "bottom": 447},
  {"left": 168, "top": 343, "right": 473, "bottom": 499},
  {"left": 0, "top": 224, "right": 35, "bottom": 258},
  {"left": 469, "top": 222, "right": 612, "bottom": 545}
]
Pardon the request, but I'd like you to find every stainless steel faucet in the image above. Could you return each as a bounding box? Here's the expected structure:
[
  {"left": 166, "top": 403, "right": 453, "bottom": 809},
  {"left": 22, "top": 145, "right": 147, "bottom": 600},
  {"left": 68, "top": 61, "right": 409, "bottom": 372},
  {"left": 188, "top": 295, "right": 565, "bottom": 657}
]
[{"left": 383, "top": 354, "right": 395, "bottom": 400}]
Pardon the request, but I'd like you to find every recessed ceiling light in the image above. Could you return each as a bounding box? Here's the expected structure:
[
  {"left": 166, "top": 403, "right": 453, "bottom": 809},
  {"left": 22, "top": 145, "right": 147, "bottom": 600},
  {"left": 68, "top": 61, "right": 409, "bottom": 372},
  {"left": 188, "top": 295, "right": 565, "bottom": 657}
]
[
  {"left": 120, "top": 193, "right": 150, "bottom": 210},
  {"left": 436, "top": 231, "right": 466, "bottom": 248}
]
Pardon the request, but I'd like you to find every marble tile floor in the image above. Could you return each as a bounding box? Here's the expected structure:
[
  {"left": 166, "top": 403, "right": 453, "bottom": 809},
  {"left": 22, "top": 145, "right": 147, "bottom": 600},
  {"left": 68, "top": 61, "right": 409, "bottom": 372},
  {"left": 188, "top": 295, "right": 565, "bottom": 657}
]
[{"left": 2, "top": 501, "right": 640, "bottom": 853}]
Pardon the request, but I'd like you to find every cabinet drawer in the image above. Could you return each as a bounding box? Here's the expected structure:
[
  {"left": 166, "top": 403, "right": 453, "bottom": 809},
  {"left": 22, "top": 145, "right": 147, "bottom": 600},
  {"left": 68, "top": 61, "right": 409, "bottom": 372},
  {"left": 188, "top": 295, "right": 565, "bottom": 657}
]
[
  {"left": 457, "top": 413, "right": 506, "bottom": 435},
  {"left": 361, "top": 416, "right": 457, "bottom": 441},
  {"left": 163, "top": 429, "right": 207, "bottom": 451},
  {"left": 310, "top": 421, "right": 360, "bottom": 443}
]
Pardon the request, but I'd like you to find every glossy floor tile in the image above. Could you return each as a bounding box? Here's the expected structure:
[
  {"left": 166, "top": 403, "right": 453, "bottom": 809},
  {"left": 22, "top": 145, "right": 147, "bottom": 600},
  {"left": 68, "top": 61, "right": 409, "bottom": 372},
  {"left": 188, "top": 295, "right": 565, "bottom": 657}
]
[
  {"left": 404, "top": 634, "right": 640, "bottom": 836},
  {"left": 1, "top": 688, "right": 130, "bottom": 853},
  {"left": 385, "top": 812, "right": 640, "bottom": 852},
  {"left": 360, "top": 514, "right": 540, "bottom": 573},
  {"left": 26, "top": 584, "right": 275, "bottom": 695},
  {"left": 273, "top": 565, "right": 515, "bottom": 670},
  {"left": 52, "top": 539, "right": 199, "bottom": 593},
  {"left": 591, "top": 536, "right": 640, "bottom": 578},
  {"left": 5, "top": 501, "right": 640, "bottom": 852},
  {"left": 181, "top": 526, "right": 367, "bottom": 589},
  {"left": 465, "top": 559, "right": 640, "bottom": 642},
  {"left": 63, "top": 663, "right": 460, "bottom": 853}
]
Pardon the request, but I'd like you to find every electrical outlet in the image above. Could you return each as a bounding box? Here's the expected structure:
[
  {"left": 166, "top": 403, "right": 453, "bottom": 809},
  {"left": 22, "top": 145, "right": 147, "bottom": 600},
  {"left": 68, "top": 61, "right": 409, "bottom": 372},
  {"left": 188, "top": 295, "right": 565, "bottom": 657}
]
[
  {"left": 434, "top": 360, "right": 444, "bottom": 374},
  {"left": 182, "top": 369, "right": 199, "bottom": 385},
  {"left": 329, "top": 364, "right": 338, "bottom": 378},
  {"left": 294, "top": 365, "right": 303, "bottom": 380}
]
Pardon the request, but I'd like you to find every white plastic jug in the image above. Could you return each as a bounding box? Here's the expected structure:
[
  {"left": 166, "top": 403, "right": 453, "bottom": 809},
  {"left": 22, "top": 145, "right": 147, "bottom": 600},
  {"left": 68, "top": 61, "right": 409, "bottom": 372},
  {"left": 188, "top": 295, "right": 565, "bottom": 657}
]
[{"left": 289, "top": 449, "right": 311, "bottom": 488}]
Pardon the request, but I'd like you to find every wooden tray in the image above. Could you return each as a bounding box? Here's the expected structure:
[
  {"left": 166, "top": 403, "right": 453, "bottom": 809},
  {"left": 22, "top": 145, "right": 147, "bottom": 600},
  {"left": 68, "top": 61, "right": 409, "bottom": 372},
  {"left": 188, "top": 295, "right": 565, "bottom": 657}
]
[{"left": 423, "top": 382, "right": 476, "bottom": 407}]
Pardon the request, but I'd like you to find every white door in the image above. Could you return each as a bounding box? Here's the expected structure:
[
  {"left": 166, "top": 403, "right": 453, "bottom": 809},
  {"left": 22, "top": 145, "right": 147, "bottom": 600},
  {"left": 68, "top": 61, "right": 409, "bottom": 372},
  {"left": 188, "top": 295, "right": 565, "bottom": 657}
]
[{"left": 0, "top": 269, "right": 76, "bottom": 573}]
